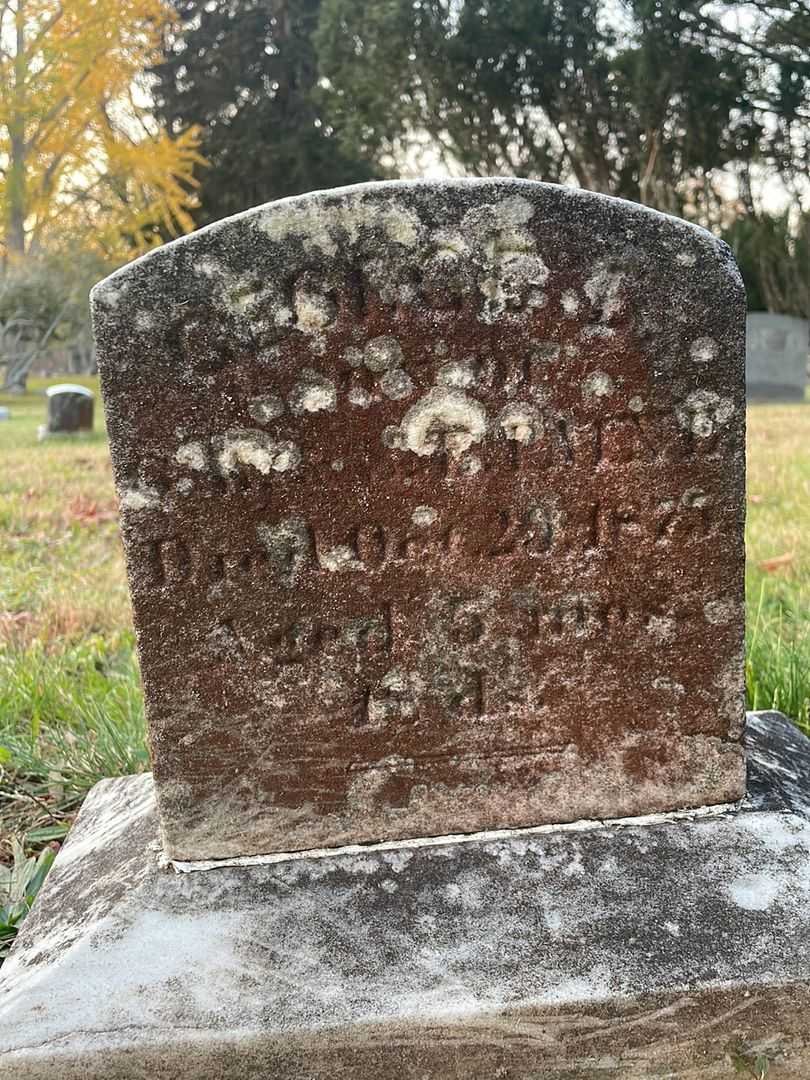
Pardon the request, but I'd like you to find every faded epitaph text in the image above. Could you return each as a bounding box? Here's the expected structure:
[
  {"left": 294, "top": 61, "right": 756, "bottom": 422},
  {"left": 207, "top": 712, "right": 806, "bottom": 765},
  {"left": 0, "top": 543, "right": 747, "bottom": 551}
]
[{"left": 92, "top": 181, "right": 746, "bottom": 861}]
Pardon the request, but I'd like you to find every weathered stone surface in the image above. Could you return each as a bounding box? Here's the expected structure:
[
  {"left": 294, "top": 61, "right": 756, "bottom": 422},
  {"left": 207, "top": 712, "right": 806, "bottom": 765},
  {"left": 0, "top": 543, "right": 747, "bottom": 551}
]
[
  {"left": 746, "top": 313, "right": 809, "bottom": 402},
  {"left": 91, "top": 180, "right": 746, "bottom": 860},
  {"left": 44, "top": 382, "right": 94, "bottom": 433},
  {"left": 1, "top": 712, "right": 808, "bottom": 1079}
]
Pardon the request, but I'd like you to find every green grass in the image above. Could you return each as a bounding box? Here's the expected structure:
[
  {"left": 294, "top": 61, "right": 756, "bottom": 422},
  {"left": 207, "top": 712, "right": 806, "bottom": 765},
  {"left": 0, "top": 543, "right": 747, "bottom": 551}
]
[
  {"left": 0, "top": 378, "right": 147, "bottom": 868},
  {"left": 745, "top": 403, "right": 810, "bottom": 732},
  {"left": 0, "top": 377, "right": 809, "bottom": 876}
]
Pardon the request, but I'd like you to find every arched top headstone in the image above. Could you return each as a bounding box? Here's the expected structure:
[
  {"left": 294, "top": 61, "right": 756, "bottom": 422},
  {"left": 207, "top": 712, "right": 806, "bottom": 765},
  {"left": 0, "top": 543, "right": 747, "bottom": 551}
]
[
  {"left": 46, "top": 383, "right": 94, "bottom": 398},
  {"left": 92, "top": 180, "right": 746, "bottom": 862},
  {"left": 43, "top": 382, "right": 94, "bottom": 436}
]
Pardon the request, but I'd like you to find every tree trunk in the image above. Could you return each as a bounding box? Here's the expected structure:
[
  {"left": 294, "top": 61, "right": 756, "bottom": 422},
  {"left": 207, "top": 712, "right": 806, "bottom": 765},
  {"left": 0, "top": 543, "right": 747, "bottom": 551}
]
[{"left": 6, "top": 0, "right": 28, "bottom": 256}]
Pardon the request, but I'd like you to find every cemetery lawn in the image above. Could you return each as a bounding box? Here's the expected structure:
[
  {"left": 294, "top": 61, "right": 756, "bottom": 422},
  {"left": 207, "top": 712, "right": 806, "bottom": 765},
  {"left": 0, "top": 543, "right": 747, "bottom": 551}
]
[
  {"left": 0, "top": 378, "right": 809, "bottom": 866},
  {"left": 0, "top": 378, "right": 147, "bottom": 867}
]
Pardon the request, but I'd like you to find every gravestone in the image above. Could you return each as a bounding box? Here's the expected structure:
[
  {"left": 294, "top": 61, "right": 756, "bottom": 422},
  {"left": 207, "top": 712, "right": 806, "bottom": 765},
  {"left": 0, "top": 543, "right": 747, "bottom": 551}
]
[
  {"left": 90, "top": 180, "right": 746, "bottom": 862},
  {"left": 0, "top": 406, "right": 9, "bottom": 421},
  {"left": 5, "top": 183, "right": 810, "bottom": 1080},
  {"left": 746, "top": 312, "right": 809, "bottom": 402},
  {"left": 43, "top": 383, "right": 94, "bottom": 434}
]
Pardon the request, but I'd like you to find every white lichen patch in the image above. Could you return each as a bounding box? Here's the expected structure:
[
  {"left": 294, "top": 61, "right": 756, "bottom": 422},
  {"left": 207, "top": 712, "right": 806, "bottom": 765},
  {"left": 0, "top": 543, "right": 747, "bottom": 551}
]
[
  {"left": 91, "top": 280, "right": 124, "bottom": 309},
  {"left": 676, "top": 250, "right": 697, "bottom": 267},
  {"left": 348, "top": 386, "right": 372, "bottom": 408},
  {"left": 289, "top": 374, "right": 337, "bottom": 415},
  {"left": 582, "top": 371, "right": 615, "bottom": 399},
  {"left": 450, "top": 195, "right": 550, "bottom": 322},
  {"left": 175, "top": 441, "right": 208, "bottom": 471},
  {"left": 134, "top": 311, "right": 154, "bottom": 332},
  {"left": 382, "top": 424, "right": 403, "bottom": 450},
  {"left": 478, "top": 254, "right": 549, "bottom": 321},
  {"left": 411, "top": 506, "right": 438, "bottom": 528},
  {"left": 628, "top": 396, "right": 645, "bottom": 413},
  {"left": 431, "top": 228, "right": 470, "bottom": 261},
  {"left": 120, "top": 486, "right": 160, "bottom": 511},
  {"left": 380, "top": 369, "right": 414, "bottom": 400},
  {"left": 645, "top": 615, "right": 676, "bottom": 644},
  {"left": 728, "top": 873, "right": 783, "bottom": 912},
  {"left": 248, "top": 395, "right": 285, "bottom": 423},
  {"left": 676, "top": 391, "right": 735, "bottom": 438},
  {"left": 259, "top": 198, "right": 421, "bottom": 257},
  {"left": 219, "top": 274, "right": 282, "bottom": 321},
  {"left": 368, "top": 670, "right": 426, "bottom": 723},
  {"left": 294, "top": 288, "right": 336, "bottom": 333},
  {"left": 690, "top": 337, "right": 718, "bottom": 364},
  {"left": 459, "top": 455, "right": 482, "bottom": 476},
  {"left": 343, "top": 346, "right": 364, "bottom": 368},
  {"left": 437, "top": 358, "right": 479, "bottom": 389},
  {"left": 257, "top": 518, "right": 312, "bottom": 587},
  {"left": 217, "top": 431, "right": 301, "bottom": 476},
  {"left": 561, "top": 290, "right": 580, "bottom": 316},
  {"left": 195, "top": 257, "right": 220, "bottom": 277},
  {"left": 652, "top": 677, "right": 686, "bottom": 695},
  {"left": 500, "top": 402, "right": 541, "bottom": 445},
  {"left": 364, "top": 336, "right": 404, "bottom": 372},
  {"left": 584, "top": 264, "right": 624, "bottom": 320},
  {"left": 396, "top": 388, "right": 487, "bottom": 458},
  {"left": 331, "top": 459, "right": 344, "bottom": 472},
  {"left": 175, "top": 477, "right": 194, "bottom": 495},
  {"left": 580, "top": 325, "right": 616, "bottom": 340},
  {"left": 318, "top": 545, "right": 365, "bottom": 573},
  {"left": 704, "top": 599, "right": 736, "bottom": 625}
]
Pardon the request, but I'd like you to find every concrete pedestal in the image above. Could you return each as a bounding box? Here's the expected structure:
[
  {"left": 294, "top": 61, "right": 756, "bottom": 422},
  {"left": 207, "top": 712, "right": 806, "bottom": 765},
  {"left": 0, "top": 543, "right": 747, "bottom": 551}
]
[{"left": 1, "top": 711, "right": 810, "bottom": 1079}]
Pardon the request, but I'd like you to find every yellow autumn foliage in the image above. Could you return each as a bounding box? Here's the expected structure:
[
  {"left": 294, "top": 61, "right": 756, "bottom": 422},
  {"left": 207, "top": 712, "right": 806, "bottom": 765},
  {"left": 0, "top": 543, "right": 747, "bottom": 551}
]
[{"left": 0, "top": 0, "right": 205, "bottom": 258}]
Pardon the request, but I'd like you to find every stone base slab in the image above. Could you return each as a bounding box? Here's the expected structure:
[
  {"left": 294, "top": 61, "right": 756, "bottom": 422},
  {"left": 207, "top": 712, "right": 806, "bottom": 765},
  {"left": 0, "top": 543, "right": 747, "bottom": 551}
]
[{"left": 1, "top": 710, "right": 810, "bottom": 1079}]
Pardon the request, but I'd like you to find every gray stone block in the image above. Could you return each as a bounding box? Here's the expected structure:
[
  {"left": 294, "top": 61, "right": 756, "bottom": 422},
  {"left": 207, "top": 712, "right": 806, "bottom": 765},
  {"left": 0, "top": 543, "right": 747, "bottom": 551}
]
[
  {"left": 1, "top": 710, "right": 809, "bottom": 1079},
  {"left": 746, "top": 312, "right": 809, "bottom": 403}
]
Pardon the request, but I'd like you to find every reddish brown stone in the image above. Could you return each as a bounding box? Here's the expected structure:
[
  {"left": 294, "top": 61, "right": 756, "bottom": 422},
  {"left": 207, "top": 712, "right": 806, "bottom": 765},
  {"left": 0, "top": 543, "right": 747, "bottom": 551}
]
[{"left": 91, "top": 180, "right": 746, "bottom": 861}]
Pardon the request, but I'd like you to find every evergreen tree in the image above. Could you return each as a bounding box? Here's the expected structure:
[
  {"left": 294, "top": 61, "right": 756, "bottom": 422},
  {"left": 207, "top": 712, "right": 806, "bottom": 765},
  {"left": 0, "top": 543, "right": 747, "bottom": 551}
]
[
  {"left": 152, "top": 0, "right": 377, "bottom": 226},
  {"left": 315, "top": 0, "right": 778, "bottom": 224}
]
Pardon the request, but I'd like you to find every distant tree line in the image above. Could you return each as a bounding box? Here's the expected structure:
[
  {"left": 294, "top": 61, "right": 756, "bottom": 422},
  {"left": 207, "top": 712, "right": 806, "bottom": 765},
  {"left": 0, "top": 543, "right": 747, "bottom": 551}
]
[
  {"left": 151, "top": 0, "right": 810, "bottom": 316},
  {"left": 1, "top": 0, "right": 807, "bottom": 387}
]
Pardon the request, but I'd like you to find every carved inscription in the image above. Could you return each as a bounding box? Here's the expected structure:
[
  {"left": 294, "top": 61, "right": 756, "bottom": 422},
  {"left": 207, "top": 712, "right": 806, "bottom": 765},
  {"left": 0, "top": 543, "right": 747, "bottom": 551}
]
[
  {"left": 93, "top": 180, "right": 746, "bottom": 860},
  {"left": 138, "top": 494, "right": 716, "bottom": 590}
]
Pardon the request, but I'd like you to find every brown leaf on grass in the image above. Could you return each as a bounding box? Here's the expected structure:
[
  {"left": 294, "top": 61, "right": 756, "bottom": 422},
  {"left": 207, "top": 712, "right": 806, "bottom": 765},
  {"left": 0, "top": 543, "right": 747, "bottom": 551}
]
[
  {"left": 759, "top": 552, "right": 794, "bottom": 573},
  {"left": 0, "top": 610, "right": 32, "bottom": 628},
  {"left": 0, "top": 610, "right": 32, "bottom": 646},
  {"left": 63, "top": 495, "right": 118, "bottom": 526},
  {"left": 749, "top": 495, "right": 762, "bottom": 505}
]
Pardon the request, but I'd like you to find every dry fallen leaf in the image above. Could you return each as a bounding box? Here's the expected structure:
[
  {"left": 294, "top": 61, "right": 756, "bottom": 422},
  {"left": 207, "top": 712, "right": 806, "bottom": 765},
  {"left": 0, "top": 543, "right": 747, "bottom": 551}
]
[
  {"left": 759, "top": 552, "right": 794, "bottom": 573},
  {"left": 64, "top": 495, "right": 117, "bottom": 526}
]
